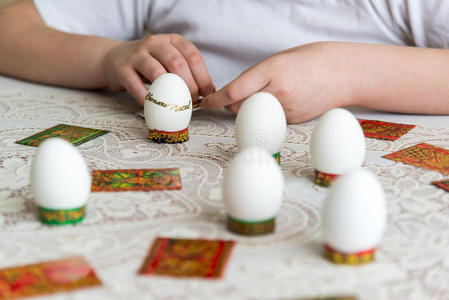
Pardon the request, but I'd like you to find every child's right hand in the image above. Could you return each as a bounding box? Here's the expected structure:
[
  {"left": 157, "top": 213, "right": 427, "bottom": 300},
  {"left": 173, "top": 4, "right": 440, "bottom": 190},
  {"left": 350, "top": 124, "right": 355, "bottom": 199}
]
[{"left": 102, "top": 34, "right": 215, "bottom": 105}]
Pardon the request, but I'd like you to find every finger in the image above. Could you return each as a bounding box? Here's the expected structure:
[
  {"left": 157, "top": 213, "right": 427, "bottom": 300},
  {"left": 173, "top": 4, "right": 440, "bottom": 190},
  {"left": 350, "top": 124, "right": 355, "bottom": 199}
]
[
  {"left": 225, "top": 81, "right": 278, "bottom": 114},
  {"left": 202, "top": 63, "right": 271, "bottom": 110},
  {"left": 119, "top": 67, "right": 148, "bottom": 105},
  {"left": 225, "top": 101, "right": 244, "bottom": 114},
  {"left": 134, "top": 55, "right": 166, "bottom": 84},
  {"left": 170, "top": 34, "right": 215, "bottom": 96},
  {"left": 150, "top": 44, "right": 199, "bottom": 100}
]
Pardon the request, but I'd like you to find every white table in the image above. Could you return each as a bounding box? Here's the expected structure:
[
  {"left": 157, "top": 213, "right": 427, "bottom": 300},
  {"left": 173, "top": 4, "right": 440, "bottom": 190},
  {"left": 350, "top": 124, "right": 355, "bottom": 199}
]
[{"left": 1, "top": 75, "right": 449, "bottom": 300}]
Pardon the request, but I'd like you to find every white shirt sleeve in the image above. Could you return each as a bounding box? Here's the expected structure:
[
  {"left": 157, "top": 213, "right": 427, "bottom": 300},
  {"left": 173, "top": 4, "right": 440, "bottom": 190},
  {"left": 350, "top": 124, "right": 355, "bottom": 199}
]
[
  {"left": 405, "top": 0, "right": 449, "bottom": 48},
  {"left": 33, "top": 0, "right": 150, "bottom": 40},
  {"left": 385, "top": 0, "right": 449, "bottom": 48}
]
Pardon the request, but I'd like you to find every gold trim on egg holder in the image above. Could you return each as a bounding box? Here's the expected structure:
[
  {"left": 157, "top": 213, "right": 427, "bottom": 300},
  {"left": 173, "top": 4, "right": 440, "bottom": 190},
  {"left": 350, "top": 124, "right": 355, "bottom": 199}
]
[
  {"left": 148, "top": 128, "right": 189, "bottom": 143},
  {"left": 324, "top": 244, "right": 375, "bottom": 265}
]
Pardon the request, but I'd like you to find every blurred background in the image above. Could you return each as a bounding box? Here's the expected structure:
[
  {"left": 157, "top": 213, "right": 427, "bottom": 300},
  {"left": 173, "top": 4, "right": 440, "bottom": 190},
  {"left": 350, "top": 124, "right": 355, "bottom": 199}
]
[{"left": 0, "top": 0, "right": 18, "bottom": 9}]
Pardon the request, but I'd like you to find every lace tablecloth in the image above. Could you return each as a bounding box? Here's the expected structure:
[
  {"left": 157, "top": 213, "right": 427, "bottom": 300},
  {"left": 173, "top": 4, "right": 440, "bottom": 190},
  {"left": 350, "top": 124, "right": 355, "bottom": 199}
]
[{"left": 1, "top": 75, "right": 449, "bottom": 300}]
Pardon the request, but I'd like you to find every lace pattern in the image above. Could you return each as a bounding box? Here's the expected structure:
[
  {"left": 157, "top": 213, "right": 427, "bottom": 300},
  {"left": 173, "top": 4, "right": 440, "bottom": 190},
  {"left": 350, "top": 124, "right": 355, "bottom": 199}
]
[{"left": 1, "top": 78, "right": 449, "bottom": 299}]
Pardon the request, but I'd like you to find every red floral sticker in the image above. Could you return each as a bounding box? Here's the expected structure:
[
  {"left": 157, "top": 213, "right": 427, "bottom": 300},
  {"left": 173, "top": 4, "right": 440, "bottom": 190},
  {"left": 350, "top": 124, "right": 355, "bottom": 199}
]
[
  {"left": 0, "top": 256, "right": 101, "bottom": 299},
  {"left": 139, "top": 238, "right": 235, "bottom": 278},
  {"left": 383, "top": 143, "right": 449, "bottom": 174},
  {"left": 358, "top": 119, "right": 415, "bottom": 141}
]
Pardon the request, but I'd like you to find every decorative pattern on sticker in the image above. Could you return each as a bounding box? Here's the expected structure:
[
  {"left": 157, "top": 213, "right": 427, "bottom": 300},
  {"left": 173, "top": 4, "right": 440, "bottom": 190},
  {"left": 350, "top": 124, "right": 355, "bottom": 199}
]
[
  {"left": 145, "top": 92, "right": 191, "bottom": 112},
  {"left": 91, "top": 168, "right": 182, "bottom": 192},
  {"left": 15, "top": 124, "right": 108, "bottom": 147},
  {"left": 0, "top": 256, "right": 101, "bottom": 299},
  {"left": 358, "top": 119, "right": 415, "bottom": 141},
  {"left": 139, "top": 238, "right": 235, "bottom": 278},
  {"left": 383, "top": 143, "right": 449, "bottom": 174},
  {"left": 432, "top": 179, "right": 449, "bottom": 192}
]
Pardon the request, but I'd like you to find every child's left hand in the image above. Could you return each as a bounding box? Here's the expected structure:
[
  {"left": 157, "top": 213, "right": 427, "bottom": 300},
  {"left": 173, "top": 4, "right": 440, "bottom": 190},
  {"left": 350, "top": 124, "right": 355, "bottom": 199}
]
[{"left": 202, "top": 42, "right": 359, "bottom": 123}]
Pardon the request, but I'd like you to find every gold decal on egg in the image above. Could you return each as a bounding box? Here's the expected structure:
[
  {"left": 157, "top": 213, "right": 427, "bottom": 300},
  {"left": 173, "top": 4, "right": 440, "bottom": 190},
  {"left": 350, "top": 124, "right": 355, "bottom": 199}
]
[{"left": 145, "top": 92, "right": 191, "bottom": 112}]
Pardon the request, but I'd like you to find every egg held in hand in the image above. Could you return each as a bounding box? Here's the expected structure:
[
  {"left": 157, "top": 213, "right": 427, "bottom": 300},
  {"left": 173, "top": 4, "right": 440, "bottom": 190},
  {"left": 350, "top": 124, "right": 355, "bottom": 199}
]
[
  {"left": 310, "top": 108, "right": 365, "bottom": 187},
  {"left": 144, "top": 73, "right": 192, "bottom": 143},
  {"left": 224, "top": 147, "right": 284, "bottom": 235},
  {"left": 322, "top": 169, "right": 386, "bottom": 264},
  {"left": 235, "top": 92, "right": 286, "bottom": 165},
  {"left": 31, "top": 138, "right": 91, "bottom": 225}
]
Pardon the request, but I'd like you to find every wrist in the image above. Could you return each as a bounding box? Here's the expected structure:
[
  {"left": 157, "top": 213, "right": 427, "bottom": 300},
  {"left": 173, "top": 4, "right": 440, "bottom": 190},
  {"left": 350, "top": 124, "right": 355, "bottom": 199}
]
[
  {"left": 329, "top": 42, "right": 366, "bottom": 108},
  {"left": 98, "top": 39, "right": 127, "bottom": 89}
]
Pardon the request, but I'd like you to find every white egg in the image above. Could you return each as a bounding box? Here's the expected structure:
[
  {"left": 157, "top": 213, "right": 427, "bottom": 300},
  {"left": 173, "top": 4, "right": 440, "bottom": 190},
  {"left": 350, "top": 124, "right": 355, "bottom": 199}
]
[
  {"left": 310, "top": 108, "right": 365, "bottom": 186},
  {"left": 31, "top": 138, "right": 91, "bottom": 224},
  {"left": 224, "top": 147, "right": 284, "bottom": 235},
  {"left": 322, "top": 169, "right": 386, "bottom": 261},
  {"left": 144, "top": 73, "right": 192, "bottom": 143},
  {"left": 235, "top": 92, "right": 286, "bottom": 158}
]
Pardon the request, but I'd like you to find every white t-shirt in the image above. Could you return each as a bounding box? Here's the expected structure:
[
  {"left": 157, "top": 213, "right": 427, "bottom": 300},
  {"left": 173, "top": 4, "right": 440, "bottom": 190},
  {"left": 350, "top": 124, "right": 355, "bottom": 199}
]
[{"left": 34, "top": 0, "right": 449, "bottom": 88}]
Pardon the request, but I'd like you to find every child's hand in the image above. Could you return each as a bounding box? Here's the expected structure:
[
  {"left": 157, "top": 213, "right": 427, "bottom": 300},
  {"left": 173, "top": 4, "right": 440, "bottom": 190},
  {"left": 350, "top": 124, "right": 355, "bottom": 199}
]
[
  {"left": 102, "top": 34, "right": 215, "bottom": 105},
  {"left": 202, "top": 42, "right": 357, "bottom": 123}
]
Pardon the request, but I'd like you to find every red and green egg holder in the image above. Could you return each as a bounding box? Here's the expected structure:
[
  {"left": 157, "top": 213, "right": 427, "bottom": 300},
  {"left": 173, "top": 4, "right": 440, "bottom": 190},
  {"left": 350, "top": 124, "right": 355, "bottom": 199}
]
[{"left": 148, "top": 128, "right": 189, "bottom": 144}]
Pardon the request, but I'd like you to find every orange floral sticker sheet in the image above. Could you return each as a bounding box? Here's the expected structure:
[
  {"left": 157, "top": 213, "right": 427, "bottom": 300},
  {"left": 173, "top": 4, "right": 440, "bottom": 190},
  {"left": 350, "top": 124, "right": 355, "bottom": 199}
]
[
  {"left": 139, "top": 238, "right": 235, "bottom": 278},
  {"left": 91, "top": 168, "right": 182, "bottom": 192},
  {"left": 432, "top": 179, "right": 449, "bottom": 192},
  {"left": 0, "top": 256, "right": 101, "bottom": 299},
  {"left": 383, "top": 143, "right": 449, "bottom": 174},
  {"left": 358, "top": 119, "right": 415, "bottom": 141}
]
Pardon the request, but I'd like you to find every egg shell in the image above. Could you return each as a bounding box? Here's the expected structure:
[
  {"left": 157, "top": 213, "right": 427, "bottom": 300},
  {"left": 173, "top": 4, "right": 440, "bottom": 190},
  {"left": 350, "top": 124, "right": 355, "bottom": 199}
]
[
  {"left": 31, "top": 138, "right": 91, "bottom": 210},
  {"left": 322, "top": 169, "right": 386, "bottom": 254},
  {"left": 144, "top": 73, "right": 192, "bottom": 132},
  {"left": 310, "top": 108, "right": 365, "bottom": 174},
  {"left": 224, "top": 147, "right": 284, "bottom": 222},
  {"left": 235, "top": 92, "right": 286, "bottom": 155}
]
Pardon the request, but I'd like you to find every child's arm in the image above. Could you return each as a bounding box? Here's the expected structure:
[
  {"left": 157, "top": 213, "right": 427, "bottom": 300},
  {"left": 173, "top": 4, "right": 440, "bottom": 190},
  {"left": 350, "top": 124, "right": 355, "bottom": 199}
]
[
  {"left": 0, "top": 0, "right": 214, "bottom": 104},
  {"left": 202, "top": 42, "right": 449, "bottom": 123}
]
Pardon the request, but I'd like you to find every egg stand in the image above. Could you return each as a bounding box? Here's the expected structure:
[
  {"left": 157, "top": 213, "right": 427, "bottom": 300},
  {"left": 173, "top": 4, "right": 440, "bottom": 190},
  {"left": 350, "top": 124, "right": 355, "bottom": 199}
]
[
  {"left": 38, "top": 205, "right": 86, "bottom": 225},
  {"left": 314, "top": 170, "right": 339, "bottom": 187},
  {"left": 145, "top": 92, "right": 190, "bottom": 144},
  {"left": 272, "top": 152, "right": 281, "bottom": 165},
  {"left": 148, "top": 128, "right": 189, "bottom": 144},
  {"left": 227, "top": 216, "right": 275, "bottom": 236},
  {"left": 323, "top": 244, "right": 375, "bottom": 265}
]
